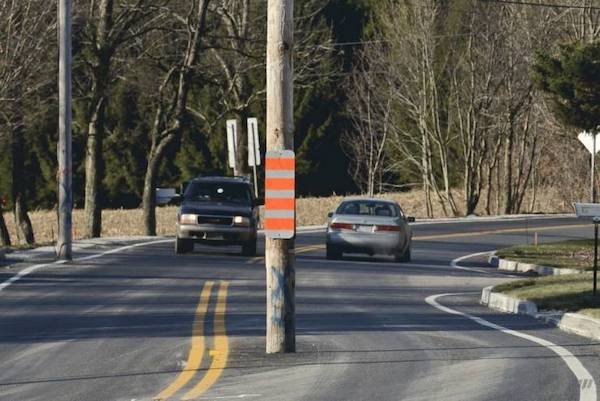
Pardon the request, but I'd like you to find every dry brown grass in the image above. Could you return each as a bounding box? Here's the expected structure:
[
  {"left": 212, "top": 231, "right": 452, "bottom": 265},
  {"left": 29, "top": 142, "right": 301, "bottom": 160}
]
[
  {"left": 2, "top": 187, "right": 573, "bottom": 246},
  {"left": 3, "top": 207, "right": 179, "bottom": 247}
]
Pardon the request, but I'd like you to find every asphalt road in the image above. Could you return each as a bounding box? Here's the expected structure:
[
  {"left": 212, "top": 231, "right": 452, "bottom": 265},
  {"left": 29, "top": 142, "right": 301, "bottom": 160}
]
[{"left": 1, "top": 216, "right": 600, "bottom": 401}]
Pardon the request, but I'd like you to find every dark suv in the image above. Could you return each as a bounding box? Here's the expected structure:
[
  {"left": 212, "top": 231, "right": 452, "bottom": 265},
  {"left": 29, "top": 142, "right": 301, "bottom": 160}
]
[{"left": 175, "top": 176, "right": 261, "bottom": 255}]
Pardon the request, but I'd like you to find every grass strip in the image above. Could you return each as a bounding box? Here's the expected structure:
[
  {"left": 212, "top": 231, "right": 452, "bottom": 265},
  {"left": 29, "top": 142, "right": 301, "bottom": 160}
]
[
  {"left": 496, "top": 239, "right": 595, "bottom": 271},
  {"left": 495, "top": 273, "right": 600, "bottom": 319}
]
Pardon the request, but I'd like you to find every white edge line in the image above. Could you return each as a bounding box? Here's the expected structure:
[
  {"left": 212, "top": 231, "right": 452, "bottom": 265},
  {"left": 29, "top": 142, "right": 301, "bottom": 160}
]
[
  {"left": 425, "top": 293, "right": 597, "bottom": 401},
  {"left": 0, "top": 239, "right": 172, "bottom": 294},
  {"left": 451, "top": 251, "right": 521, "bottom": 278}
]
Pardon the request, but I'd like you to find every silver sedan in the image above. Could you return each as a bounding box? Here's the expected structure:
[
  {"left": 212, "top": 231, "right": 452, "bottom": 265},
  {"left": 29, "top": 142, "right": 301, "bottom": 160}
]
[{"left": 325, "top": 198, "right": 414, "bottom": 262}]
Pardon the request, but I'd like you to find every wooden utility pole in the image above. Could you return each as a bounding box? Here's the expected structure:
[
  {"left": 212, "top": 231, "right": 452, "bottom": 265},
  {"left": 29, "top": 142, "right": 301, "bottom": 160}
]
[
  {"left": 266, "top": 0, "right": 295, "bottom": 353},
  {"left": 57, "top": 0, "right": 73, "bottom": 260}
]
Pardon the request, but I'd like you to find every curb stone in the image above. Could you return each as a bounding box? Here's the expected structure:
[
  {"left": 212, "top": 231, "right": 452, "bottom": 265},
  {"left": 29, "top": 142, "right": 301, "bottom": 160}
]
[
  {"left": 496, "top": 257, "right": 582, "bottom": 276},
  {"left": 481, "top": 286, "right": 600, "bottom": 341},
  {"left": 480, "top": 286, "right": 538, "bottom": 315}
]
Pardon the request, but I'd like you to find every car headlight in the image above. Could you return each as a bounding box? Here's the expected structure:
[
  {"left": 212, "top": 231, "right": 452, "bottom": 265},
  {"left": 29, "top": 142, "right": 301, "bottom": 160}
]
[
  {"left": 233, "top": 216, "right": 251, "bottom": 226},
  {"left": 179, "top": 214, "right": 198, "bottom": 225}
]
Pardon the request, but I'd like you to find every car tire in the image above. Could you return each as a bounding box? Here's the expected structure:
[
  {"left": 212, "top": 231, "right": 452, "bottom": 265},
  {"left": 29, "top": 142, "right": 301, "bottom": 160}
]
[
  {"left": 326, "top": 244, "right": 342, "bottom": 260},
  {"left": 175, "top": 237, "right": 193, "bottom": 254},
  {"left": 395, "top": 247, "right": 411, "bottom": 263},
  {"left": 242, "top": 239, "right": 257, "bottom": 256}
]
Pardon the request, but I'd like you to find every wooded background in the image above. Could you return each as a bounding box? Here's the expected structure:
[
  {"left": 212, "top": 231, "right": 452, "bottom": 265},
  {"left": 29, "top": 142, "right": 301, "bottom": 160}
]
[{"left": 0, "top": 0, "right": 599, "bottom": 245}]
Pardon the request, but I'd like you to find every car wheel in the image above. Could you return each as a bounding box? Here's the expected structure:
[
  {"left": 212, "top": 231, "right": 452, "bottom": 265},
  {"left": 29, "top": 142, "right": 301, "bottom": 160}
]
[
  {"left": 175, "top": 237, "right": 193, "bottom": 254},
  {"left": 326, "top": 244, "right": 342, "bottom": 260},
  {"left": 395, "top": 247, "right": 411, "bottom": 263},
  {"left": 242, "top": 239, "right": 257, "bottom": 256}
]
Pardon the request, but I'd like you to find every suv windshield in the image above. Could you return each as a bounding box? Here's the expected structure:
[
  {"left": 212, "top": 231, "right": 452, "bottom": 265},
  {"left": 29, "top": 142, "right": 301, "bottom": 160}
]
[
  {"left": 184, "top": 182, "right": 252, "bottom": 205},
  {"left": 336, "top": 201, "right": 398, "bottom": 217}
]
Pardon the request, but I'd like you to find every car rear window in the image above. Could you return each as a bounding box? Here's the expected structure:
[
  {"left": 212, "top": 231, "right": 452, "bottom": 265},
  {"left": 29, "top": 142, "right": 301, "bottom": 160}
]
[
  {"left": 184, "top": 182, "right": 251, "bottom": 204},
  {"left": 336, "top": 201, "right": 398, "bottom": 217}
]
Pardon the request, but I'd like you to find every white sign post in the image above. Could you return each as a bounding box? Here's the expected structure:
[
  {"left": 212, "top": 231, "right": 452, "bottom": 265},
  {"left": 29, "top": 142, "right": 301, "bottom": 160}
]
[
  {"left": 578, "top": 131, "right": 600, "bottom": 203},
  {"left": 574, "top": 202, "right": 600, "bottom": 295},
  {"left": 226, "top": 119, "right": 238, "bottom": 175},
  {"left": 247, "top": 118, "right": 261, "bottom": 197}
]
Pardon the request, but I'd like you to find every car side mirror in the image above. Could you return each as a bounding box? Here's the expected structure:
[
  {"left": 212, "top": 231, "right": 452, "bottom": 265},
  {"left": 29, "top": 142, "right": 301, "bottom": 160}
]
[
  {"left": 406, "top": 216, "right": 416, "bottom": 223},
  {"left": 254, "top": 198, "right": 265, "bottom": 206},
  {"left": 327, "top": 212, "right": 333, "bottom": 218}
]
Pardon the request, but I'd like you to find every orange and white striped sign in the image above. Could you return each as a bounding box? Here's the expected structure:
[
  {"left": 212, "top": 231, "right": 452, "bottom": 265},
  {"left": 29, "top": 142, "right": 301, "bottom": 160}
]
[{"left": 265, "top": 150, "right": 295, "bottom": 239}]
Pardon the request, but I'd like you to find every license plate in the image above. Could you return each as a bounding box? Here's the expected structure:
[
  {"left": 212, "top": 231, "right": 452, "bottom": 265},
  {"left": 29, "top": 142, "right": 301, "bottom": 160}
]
[{"left": 356, "top": 225, "right": 373, "bottom": 233}]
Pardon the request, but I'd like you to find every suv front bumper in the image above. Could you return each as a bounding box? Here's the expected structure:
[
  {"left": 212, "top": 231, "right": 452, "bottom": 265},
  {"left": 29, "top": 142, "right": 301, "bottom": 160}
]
[{"left": 177, "top": 223, "right": 255, "bottom": 244}]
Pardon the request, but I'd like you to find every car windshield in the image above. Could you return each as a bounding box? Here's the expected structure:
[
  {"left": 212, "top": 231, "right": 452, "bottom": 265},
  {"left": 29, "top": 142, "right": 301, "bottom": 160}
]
[
  {"left": 336, "top": 201, "right": 398, "bottom": 217},
  {"left": 184, "top": 182, "right": 251, "bottom": 204}
]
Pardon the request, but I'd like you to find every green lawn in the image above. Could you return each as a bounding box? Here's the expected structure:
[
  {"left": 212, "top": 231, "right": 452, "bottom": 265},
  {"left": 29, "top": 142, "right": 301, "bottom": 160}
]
[
  {"left": 495, "top": 273, "right": 600, "bottom": 318},
  {"left": 495, "top": 239, "right": 600, "bottom": 318},
  {"left": 496, "top": 239, "right": 595, "bottom": 271}
]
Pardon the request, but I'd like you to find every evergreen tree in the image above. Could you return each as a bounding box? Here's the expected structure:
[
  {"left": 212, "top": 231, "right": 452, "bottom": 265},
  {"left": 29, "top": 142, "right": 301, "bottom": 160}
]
[{"left": 533, "top": 41, "right": 600, "bottom": 131}]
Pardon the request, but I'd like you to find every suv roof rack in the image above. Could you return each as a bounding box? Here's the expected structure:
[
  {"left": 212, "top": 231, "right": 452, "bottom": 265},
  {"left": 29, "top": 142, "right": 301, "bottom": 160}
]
[{"left": 192, "top": 175, "right": 250, "bottom": 183}]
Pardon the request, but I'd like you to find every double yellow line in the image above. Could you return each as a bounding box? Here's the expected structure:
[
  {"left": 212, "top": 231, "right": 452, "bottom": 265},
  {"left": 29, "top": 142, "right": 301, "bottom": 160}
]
[{"left": 155, "top": 281, "right": 230, "bottom": 401}]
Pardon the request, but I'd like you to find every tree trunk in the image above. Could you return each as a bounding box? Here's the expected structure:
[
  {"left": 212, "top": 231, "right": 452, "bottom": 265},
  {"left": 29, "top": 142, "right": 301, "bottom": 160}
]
[
  {"left": 142, "top": 147, "right": 161, "bottom": 236},
  {"left": 83, "top": 0, "right": 113, "bottom": 238},
  {"left": 0, "top": 210, "right": 10, "bottom": 246},
  {"left": 84, "top": 97, "right": 105, "bottom": 238},
  {"left": 235, "top": 108, "right": 250, "bottom": 177},
  {"left": 485, "top": 164, "right": 494, "bottom": 216},
  {"left": 14, "top": 196, "right": 34, "bottom": 245},
  {"left": 11, "top": 115, "right": 34, "bottom": 245},
  {"left": 503, "top": 128, "right": 515, "bottom": 214},
  {"left": 141, "top": 0, "right": 210, "bottom": 236}
]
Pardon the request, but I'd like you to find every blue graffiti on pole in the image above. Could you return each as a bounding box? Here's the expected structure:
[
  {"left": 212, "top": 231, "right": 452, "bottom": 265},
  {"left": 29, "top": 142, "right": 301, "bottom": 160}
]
[{"left": 270, "top": 266, "right": 286, "bottom": 327}]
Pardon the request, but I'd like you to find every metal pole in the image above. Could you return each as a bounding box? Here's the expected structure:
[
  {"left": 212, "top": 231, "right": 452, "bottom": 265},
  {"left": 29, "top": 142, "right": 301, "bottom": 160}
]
[
  {"left": 593, "top": 133, "right": 596, "bottom": 203},
  {"left": 595, "top": 222, "right": 598, "bottom": 296},
  {"left": 251, "top": 124, "right": 259, "bottom": 198},
  {"left": 57, "top": 0, "right": 72, "bottom": 260},
  {"left": 266, "top": 0, "right": 295, "bottom": 353},
  {"left": 252, "top": 165, "right": 258, "bottom": 198}
]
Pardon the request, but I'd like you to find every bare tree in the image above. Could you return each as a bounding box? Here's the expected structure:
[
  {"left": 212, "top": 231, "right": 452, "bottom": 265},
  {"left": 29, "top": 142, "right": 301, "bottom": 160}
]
[
  {"left": 195, "top": 0, "right": 335, "bottom": 177},
  {"left": 373, "top": 1, "right": 460, "bottom": 216},
  {"left": 76, "top": 0, "right": 160, "bottom": 238},
  {"left": 342, "top": 60, "right": 390, "bottom": 197},
  {"left": 141, "top": 0, "right": 212, "bottom": 235},
  {"left": 0, "top": 0, "right": 55, "bottom": 244},
  {"left": 208, "top": 0, "right": 260, "bottom": 175}
]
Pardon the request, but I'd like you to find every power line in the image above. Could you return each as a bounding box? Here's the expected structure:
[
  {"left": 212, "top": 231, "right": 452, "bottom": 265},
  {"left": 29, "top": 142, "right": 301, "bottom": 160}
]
[{"left": 479, "top": 0, "right": 600, "bottom": 11}]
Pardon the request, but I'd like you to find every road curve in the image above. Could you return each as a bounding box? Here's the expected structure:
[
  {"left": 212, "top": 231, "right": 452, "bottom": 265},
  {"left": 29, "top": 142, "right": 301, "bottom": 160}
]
[{"left": 0, "top": 216, "right": 599, "bottom": 401}]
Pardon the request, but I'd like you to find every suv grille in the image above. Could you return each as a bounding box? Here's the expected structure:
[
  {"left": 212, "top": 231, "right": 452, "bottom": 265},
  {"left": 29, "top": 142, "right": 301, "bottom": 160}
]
[{"left": 197, "top": 215, "right": 233, "bottom": 225}]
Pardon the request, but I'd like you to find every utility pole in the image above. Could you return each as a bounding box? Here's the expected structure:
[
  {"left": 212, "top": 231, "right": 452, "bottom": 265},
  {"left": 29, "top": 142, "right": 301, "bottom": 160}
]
[
  {"left": 265, "top": 0, "right": 295, "bottom": 353},
  {"left": 57, "top": 0, "right": 73, "bottom": 260},
  {"left": 593, "top": 133, "right": 597, "bottom": 203},
  {"left": 594, "top": 133, "right": 598, "bottom": 296}
]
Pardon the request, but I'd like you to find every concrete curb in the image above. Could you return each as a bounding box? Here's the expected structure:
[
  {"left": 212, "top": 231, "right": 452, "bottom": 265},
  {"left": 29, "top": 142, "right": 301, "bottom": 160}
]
[
  {"left": 548, "top": 313, "right": 600, "bottom": 341},
  {"left": 481, "top": 286, "right": 538, "bottom": 315},
  {"left": 496, "top": 257, "right": 582, "bottom": 276},
  {"left": 411, "top": 213, "right": 575, "bottom": 225},
  {"left": 481, "top": 286, "right": 600, "bottom": 341}
]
